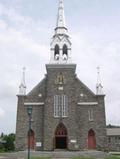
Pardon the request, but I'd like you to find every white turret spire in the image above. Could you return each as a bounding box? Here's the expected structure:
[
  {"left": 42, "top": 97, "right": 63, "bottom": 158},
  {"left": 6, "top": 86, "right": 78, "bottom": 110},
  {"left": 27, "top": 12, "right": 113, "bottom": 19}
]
[
  {"left": 19, "top": 67, "right": 26, "bottom": 96},
  {"left": 55, "top": 0, "right": 68, "bottom": 35},
  {"left": 96, "top": 67, "right": 104, "bottom": 95}
]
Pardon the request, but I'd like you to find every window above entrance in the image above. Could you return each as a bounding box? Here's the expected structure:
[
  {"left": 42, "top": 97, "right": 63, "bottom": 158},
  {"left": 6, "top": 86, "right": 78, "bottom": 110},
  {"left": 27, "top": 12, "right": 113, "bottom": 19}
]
[{"left": 54, "top": 95, "right": 68, "bottom": 118}]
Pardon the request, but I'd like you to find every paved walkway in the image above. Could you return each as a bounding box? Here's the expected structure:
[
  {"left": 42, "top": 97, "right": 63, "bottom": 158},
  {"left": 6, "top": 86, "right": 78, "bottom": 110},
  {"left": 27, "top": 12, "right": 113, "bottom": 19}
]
[{"left": 0, "top": 150, "right": 111, "bottom": 159}]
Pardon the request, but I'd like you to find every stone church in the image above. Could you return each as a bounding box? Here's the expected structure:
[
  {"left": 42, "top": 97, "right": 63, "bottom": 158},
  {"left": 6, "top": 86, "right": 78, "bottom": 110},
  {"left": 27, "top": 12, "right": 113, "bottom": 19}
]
[{"left": 15, "top": 0, "right": 107, "bottom": 151}]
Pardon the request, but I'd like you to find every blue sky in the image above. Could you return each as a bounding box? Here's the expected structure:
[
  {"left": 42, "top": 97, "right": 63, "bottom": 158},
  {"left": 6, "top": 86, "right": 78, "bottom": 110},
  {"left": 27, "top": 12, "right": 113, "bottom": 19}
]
[{"left": 0, "top": 0, "right": 120, "bottom": 134}]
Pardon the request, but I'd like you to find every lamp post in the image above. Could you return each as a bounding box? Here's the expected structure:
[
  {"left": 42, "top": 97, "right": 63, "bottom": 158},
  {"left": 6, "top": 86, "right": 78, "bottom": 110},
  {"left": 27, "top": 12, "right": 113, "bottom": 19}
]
[{"left": 27, "top": 106, "right": 33, "bottom": 159}]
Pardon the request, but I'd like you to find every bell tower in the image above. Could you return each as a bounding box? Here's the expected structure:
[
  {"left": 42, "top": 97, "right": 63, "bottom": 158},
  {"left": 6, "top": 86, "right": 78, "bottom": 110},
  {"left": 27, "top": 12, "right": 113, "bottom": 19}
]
[{"left": 50, "top": 0, "right": 72, "bottom": 64}]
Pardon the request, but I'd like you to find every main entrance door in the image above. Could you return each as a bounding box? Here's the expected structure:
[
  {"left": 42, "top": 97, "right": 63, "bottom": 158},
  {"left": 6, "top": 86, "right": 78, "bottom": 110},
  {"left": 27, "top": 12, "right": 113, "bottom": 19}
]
[
  {"left": 88, "top": 129, "right": 96, "bottom": 149},
  {"left": 55, "top": 123, "right": 67, "bottom": 149}
]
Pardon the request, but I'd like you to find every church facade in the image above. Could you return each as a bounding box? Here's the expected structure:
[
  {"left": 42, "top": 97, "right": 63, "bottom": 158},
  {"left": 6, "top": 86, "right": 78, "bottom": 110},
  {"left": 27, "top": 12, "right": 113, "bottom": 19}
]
[{"left": 15, "top": 0, "right": 107, "bottom": 151}]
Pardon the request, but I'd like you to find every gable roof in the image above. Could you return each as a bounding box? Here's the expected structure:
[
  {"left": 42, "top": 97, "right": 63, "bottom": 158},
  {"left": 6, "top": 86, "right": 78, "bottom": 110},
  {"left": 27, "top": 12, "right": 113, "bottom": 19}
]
[
  {"left": 27, "top": 77, "right": 46, "bottom": 97},
  {"left": 76, "top": 77, "right": 95, "bottom": 96}
]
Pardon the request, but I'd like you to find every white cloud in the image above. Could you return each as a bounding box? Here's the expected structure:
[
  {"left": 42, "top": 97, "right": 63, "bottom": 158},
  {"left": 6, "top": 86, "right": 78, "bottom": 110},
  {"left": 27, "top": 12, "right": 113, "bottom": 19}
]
[
  {"left": 0, "top": 107, "right": 5, "bottom": 119},
  {"left": 0, "top": 0, "right": 120, "bottom": 134},
  {"left": 72, "top": 31, "right": 120, "bottom": 125},
  {"left": 0, "top": 2, "right": 50, "bottom": 133}
]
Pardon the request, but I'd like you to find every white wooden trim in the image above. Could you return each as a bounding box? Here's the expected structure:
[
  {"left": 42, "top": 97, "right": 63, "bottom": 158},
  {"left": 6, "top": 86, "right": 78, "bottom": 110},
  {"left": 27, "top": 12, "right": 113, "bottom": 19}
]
[
  {"left": 77, "top": 102, "right": 98, "bottom": 106},
  {"left": 24, "top": 102, "right": 44, "bottom": 106}
]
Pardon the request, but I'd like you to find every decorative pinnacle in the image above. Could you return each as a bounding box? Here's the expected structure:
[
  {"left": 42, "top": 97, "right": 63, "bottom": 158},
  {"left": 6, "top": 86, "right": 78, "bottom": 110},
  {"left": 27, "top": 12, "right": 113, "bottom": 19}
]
[
  {"left": 19, "top": 67, "right": 26, "bottom": 95},
  {"left": 22, "top": 67, "right": 26, "bottom": 86},
  {"left": 96, "top": 66, "right": 103, "bottom": 95},
  {"left": 97, "top": 66, "right": 100, "bottom": 83}
]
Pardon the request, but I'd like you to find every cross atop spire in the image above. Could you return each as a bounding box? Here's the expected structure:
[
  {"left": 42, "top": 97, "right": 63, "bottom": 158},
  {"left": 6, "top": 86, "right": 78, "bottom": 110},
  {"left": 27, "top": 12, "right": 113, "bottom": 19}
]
[
  {"left": 55, "top": 0, "right": 68, "bottom": 35},
  {"left": 96, "top": 67, "right": 104, "bottom": 95},
  {"left": 19, "top": 67, "right": 26, "bottom": 96}
]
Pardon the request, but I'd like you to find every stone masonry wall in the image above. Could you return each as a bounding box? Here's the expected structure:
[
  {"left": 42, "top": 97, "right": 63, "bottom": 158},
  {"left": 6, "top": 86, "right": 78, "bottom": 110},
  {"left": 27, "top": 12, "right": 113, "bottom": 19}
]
[{"left": 15, "top": 96, "right": 28, "bottom": 151}]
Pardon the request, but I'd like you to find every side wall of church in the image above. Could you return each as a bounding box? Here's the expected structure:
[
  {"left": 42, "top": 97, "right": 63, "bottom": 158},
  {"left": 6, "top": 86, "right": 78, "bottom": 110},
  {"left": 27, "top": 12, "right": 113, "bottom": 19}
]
[
  {"left": 15, "top": 96, "right": 28, "bottom": 150},
  {"left": 16, "top": 98, "right": 44, "bottom": 151},
  {"left": 31, "top": 106, "right": 44, "bottom": 150},
  {"left": 76, "top": 95, "right": 107, "bottom": 150}
]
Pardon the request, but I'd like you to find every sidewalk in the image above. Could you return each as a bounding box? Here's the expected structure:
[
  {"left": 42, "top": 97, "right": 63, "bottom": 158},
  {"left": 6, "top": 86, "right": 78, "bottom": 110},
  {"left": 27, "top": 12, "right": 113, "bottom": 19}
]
[{"left": 0, "top": 150, "right": 110, "bottom": 159}]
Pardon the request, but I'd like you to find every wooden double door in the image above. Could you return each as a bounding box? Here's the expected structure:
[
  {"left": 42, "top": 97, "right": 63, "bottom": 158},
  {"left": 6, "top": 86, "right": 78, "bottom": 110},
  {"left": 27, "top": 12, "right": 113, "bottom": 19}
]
[{"left": 54, "top": 123, "right": 67, "bottom": 149}]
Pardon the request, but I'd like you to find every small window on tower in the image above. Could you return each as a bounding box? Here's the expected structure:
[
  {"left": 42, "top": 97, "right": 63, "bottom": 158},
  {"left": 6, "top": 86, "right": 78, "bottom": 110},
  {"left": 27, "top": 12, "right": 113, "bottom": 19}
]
[
  {"left": 54, "top": 44, "right": 59, "bottom": 60},
  {"left": 88, "top": 109, "right": 94, "bottom": 121},
  {"left": 63, "top": 44, "right": 68, "bottom": 60}
]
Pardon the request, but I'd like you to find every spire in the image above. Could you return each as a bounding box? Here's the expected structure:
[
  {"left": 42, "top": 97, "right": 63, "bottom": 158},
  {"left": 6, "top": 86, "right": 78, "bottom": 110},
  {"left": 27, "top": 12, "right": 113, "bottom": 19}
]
[
  {"left": 96, "top": 67, "right": 104, "bottom": 95},
  {"left": 19, "top": 67, "right": 26, "bottom": 96},
  {"left": 56, "top": 0, "right": 66, "bottom": 28},
  {"left": 50, "top": 0, "right": 72, "bottom": 64},
  {"left": 55, "top": 0, "right": 68, "bottom": 35}
]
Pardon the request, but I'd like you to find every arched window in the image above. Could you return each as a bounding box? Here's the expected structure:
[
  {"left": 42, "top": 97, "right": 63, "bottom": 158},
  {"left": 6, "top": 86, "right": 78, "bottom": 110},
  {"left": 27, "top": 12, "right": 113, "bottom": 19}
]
[
  {"left": 54, "top": 44, "right": 59, "bottom": 60},
  {"left": 63, "top": 44, "right": 68, "bottom": 60}
]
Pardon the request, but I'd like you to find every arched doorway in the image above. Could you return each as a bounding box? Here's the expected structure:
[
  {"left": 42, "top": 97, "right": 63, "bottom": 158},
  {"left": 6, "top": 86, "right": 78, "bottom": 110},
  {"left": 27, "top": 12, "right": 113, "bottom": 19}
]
[
  {"left": 28, "top": 129, "right": 35, "bottom": 150},
  {"left": 88, "top": 129, "right": 96, "bottom": 149},
  {"left": 55, "top": 123, "right": 67, "bottom": 149}
]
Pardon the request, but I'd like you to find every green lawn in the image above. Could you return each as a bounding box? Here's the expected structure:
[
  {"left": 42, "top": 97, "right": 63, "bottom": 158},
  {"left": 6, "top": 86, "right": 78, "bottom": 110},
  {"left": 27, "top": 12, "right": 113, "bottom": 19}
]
[
  {"left": 30, "top": 157, "right": 51, "bottom": 159},
  {"left": 31, "top": 157, "right": 118, "bottom": 159},
  {"left": 105, "top": 156, "right": 120, "bottom": 159},
  {"left": 72, "top": 156, "right": 120, "bottom": 159},
  {"left": 72, "top": 157, "right": 95, "bottom": 159}
]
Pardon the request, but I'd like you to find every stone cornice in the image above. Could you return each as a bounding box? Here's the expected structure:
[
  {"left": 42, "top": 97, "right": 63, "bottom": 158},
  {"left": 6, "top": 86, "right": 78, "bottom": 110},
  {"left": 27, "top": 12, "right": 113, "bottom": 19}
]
[
  {"left": 24, "top": 102, "right": 44, "bottom": 106},
  {"left": 77, "top": 102, "right": 98, "bottom": 106},
  {"left": 46, "top": 64, "right": 76, "bottom": 69}
]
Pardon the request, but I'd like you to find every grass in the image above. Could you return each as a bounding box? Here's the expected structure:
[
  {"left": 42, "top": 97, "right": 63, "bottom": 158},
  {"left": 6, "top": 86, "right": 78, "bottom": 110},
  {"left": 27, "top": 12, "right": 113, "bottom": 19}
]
[
  {"left": 71, "top": 156, "right": 120, "bottom": 159},
  {"left": 72, "top": 157, "right": 95, "bottom": 159},
  {"left": 30, "top": 157, "right": 51, "bottom": 159},
  {"left": 105, "top": 155, "right": 120, "bottom": 159}
]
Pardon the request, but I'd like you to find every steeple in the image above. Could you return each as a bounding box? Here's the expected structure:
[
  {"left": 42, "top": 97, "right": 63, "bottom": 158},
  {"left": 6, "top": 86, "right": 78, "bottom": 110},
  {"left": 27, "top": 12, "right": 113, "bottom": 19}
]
[
  {"left": 50, "top": 0, "right": 72, "bottom": 64},
  {"left": 55, "top": 0, "right": 67, "bottom": 35},
  {"left": 19, "top": 67, "right": 26, "bottom": 96},
  {"left": 96, "top": 67, "right": 104, "bottom": 95}
]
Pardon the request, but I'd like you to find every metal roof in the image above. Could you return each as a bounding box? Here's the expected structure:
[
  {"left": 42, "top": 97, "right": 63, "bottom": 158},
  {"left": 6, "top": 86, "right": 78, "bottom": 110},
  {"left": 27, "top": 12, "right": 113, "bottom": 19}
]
[{"left": 107, "top": 128, "right": 120, "bottom": 136}]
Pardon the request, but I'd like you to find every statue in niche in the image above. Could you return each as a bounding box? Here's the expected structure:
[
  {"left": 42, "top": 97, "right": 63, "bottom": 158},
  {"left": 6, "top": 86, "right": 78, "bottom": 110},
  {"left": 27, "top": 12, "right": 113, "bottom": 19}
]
[{"left": 55, "top": 73, "right": 65, "bottom": 85}]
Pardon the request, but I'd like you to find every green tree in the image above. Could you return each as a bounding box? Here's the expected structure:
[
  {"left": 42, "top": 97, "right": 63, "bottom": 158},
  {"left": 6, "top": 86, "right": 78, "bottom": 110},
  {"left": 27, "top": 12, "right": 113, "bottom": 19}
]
[
  {"left": 0, "top": 132, "right": 4, "bottom": 138},
  {"left": 3, "top": 133, "right": 15, "bottom": 151}
]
